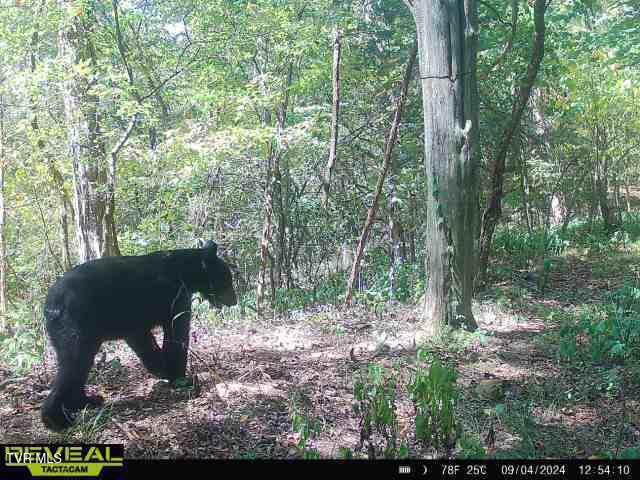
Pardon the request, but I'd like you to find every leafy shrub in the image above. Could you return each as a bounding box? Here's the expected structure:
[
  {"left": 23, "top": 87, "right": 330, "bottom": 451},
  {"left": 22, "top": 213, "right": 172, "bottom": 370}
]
[
  {"left": 457, "top": 433, "right": 486, "bottom": 459},
  {"left": 408, "top": 351, "right": 458, "bottom": 450},
  {"left": 620, "top": 212, "right": 640, "bottom": 241},
  {"left": 493, "top": 227, "right": 568, "bottom": 267},
  {"left": 273, "top": 272, "right": 346, "bottom": 313},
  {"left": 559, "top": 284, "right": 640, "bottom": 363},
  {"left": 0, "top": 301, "right": 45, "bottom": 374},
  {"left": 289, "top": 392, "right": 322, "bottom": 459},
  {"left": 561, "top": 214, "right": 640, "bottom": 253},
  {"left": 596, "top": 447, "right": 640, "bottom": 459},
  {"left": 610, "top": 284, "right": 640, "bottom": 314},
  {"left": 353, "top": 364, "right": 400, "bottom": 458},
  {"left": 354, "top": 248, "right": 425, "bottom": 305}
]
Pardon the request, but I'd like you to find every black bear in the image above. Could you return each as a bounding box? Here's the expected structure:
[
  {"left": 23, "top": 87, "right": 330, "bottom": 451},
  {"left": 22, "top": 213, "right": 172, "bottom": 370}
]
[{"left": 41, "top": 240, "right": 237, "bottom": 431}]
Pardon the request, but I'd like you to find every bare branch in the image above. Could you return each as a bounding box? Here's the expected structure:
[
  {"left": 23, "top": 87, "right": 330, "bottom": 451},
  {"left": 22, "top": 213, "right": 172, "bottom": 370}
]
[
  {"left": 138, "top": 48, "right": 200, "bottom": 103},
  {"left": 112, "top": 0, "right": 135, "bottom": 88},
  {"left": 111, "top": 114, "right": 137, "bottom": 160}
]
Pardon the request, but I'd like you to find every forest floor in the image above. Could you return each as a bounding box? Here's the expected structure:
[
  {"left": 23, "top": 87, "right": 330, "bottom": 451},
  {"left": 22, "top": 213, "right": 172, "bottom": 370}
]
[{"left": 1, "top": 249, "right": 639, "bottom": 459}]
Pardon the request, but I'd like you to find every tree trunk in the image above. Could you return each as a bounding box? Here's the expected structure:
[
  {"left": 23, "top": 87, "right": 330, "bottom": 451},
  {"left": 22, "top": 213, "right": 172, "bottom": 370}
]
[
  {"left": 477, "top": 0, "right": 547, "bottom": 285},
  {"left": 593, "top": 125, "right": 616, "bottom": 232},
  {"left": 0, "top": 95, "right": 7, "bottom": 335},
  {"left": 549, "top": 194, "right": 564, "bottom": 228},
  {"left": 344, "top": 44, "right": 417, "bottom": 306},
  {"left": 388, "top": 167, "right": 403, "bottom": 300},
  {"left": 58, "top": 2, "right": 120, "bottom": 263},
  {"left": 50, "top": 166, "right": 74, "bottom": 270},
  {"left": 408, "top": 0, "right": 480, "bottom": 335},
  {"left": 521, "top": 151, "right": 533, "bottom": 233},
  {"left": 322, "top": 28, "right": 342, "bottom": 207},
  {"left": 408, "top": 192, "right": 417, "bottom": 264},
  {"left": 274, "top": 152, "right": 287, "bottom": 290},
  {"left": 588, "top": 166, "right": 598, "bottom": 225},
  {"left": 614, "top": 182, "right": 622, "bottom": 225},
  {"left": 31, "top": 12, "right": 74, "bottom": 270},
  {"left": 257, "top": 142, "right": 276, "bottom": 316},
  {"left": 256, "top": 62, "right": 293, "bottom": 315},
  {"left": 625, "top": 184, "right": 631, "bottom": 213}
]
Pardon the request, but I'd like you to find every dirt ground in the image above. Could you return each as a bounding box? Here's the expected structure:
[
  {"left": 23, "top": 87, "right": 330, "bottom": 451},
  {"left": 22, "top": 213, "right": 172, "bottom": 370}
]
[{"left": 1, "top": 259, "right": 639, "bottom": 458}]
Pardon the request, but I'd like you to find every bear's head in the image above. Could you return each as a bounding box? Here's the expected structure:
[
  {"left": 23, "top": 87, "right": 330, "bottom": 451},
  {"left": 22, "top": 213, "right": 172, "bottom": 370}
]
[{"left": 199, "top": 240, "right": 237, "bottom": 307}]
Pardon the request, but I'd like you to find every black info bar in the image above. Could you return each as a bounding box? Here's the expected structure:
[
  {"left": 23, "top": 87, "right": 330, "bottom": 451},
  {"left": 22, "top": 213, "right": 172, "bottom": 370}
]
[{"left": 1, "top": 446, "right": 638, "bottom": 480}]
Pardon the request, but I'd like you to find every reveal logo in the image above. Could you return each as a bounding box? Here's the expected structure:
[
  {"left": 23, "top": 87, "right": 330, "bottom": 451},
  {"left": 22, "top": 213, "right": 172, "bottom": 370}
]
[{"left": 2, "top": 445, "right": 124, "bottom": 478}]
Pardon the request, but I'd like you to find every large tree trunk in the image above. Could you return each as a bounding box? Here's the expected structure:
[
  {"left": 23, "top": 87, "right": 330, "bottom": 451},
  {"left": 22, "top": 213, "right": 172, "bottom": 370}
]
[
  {"left": 58, "top": 2, "right": 120, "bottom": 263},
  {"left": 407, "top": 0, "right": 480, "bottom": 335},
  {"left": 344, "top": 44, "right": 417, "bottom": 306},
  {"left": 477, "top": 0, "right": 547, "bottom": 284}
]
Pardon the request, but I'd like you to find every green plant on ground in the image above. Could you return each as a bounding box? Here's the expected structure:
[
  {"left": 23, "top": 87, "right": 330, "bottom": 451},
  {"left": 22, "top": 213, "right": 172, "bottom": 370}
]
[
  {"left": 0, "top": 302, "right": 45, "bottom": 375},
  {"left": 595, "top": 366, "right": 622, "bottom": 396},
  {"left": 408, "top": 350, "right": 458, "bottom": 452},
  {"left": 289, "top": 392, "right": 322, "bottom": 459},
  {"left": 595, "top": 447, "right": 640, "bottom": 460},
  {"left": 424, "top": 326, "right": 486, "bottom": 355},
  {"left": 354, "top": 290, "right": 387, "bottom": 320},
  {"left": 457, "top": 433, "right": 486, "bottom": 459},
  {"left": 492, "top": 227, "right": 568, "bottom": 268},
  {"left": 237, "top": 451, "right": 258, "bottom": 460},
  {"left": 559, "top": 284, "right": 640, "bottom": 363},
  {"left": 337, "top": 447, "right": 354, "bottom": 459},
  {"left": 353, "top": 364, "right": 400, "bottom": 459},
  {"left": 497, "top": 401, "right": 538, "bottom": 459},
  {"left": 57, "top": 406, "right": 111, "bottom": 444},
  {"left": 272, "top": 273, "right": 348, "bottom": 313}
]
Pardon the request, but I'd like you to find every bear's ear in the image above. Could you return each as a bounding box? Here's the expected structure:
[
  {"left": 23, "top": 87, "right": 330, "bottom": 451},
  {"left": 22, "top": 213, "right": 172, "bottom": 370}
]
[{"left": 202, "top": 240, "right": 217, "bottom": 256}]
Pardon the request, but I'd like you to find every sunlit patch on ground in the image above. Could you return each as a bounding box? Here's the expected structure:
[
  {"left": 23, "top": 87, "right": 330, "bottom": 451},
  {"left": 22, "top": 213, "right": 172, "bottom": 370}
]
[{"left": 1, "top": 252, "right": 639, "bottom": 458}]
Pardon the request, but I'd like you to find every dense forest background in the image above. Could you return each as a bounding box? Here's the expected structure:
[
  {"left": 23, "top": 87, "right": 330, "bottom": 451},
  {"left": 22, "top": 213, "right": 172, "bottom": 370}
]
[{"left": 0, "top": 0, "right": 639, "bottom": 459}]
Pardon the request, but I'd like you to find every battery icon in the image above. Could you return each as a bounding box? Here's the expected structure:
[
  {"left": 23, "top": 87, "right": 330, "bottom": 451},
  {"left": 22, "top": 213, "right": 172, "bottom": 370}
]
[{"left": 399, "top": 466, "right": 411, "bottom": 474}]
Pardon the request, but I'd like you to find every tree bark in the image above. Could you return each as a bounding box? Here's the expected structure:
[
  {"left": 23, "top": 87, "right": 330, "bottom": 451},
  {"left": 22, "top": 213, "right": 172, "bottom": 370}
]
[
  {"left": 322, "top": 28, "right": 342, "bottom": 207},
  {"left": 0, "top": 95, "right": 6, "bottom": 334},
  {"left": 256, "top": 61, "right": 293, "bottom": 315},
  {"left": 625, "top": 184, "right": 631, "bottom": 213},
  {"left": 257, "top": 142, "right": 276, "bottom": 316},
  {"left": 521, "top": 142, "right": 533, "bottom": 233},
  {"left": 49, "top": 165, "right": 74, "bottom": 270},
  {"left": 477, "top": 0, "right": 548, "bottom": 285},
  {"left": 31, "top": 10, "right": 74, "bottom": 270},
  {"left": 344, "top": 43, "right": 417, "bottom": 306},
  {"left": 593, "top": 124, "right": 616, "bottom": 232},
  {"left": 58, "top": 2, "right": 120, "bottom": 263},
  {"left": 388, "top": 164, "right": 403, "bottom": 300},
  {"left": 407, "top": 0, "right": 480, "bottom": 335}
]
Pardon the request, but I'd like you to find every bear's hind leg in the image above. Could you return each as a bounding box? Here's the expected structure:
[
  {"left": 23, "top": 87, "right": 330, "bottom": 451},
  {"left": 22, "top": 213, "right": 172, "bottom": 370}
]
[{"left": 41, "top": 338, "right": 101, "bottom": 431}]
